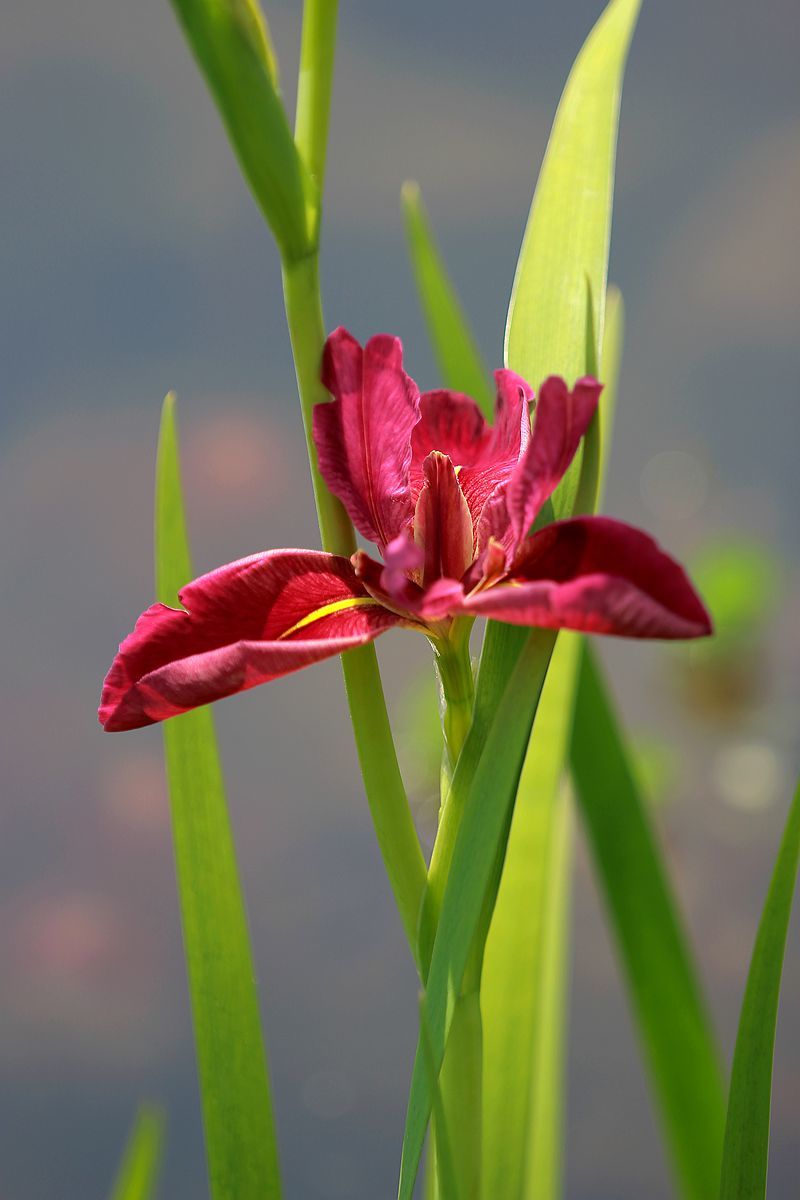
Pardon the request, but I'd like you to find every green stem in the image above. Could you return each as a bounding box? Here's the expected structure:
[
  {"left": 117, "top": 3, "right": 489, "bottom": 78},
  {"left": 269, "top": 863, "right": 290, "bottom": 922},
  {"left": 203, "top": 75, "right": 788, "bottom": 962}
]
[
  {"left": 284, "top": 63, "right": 429, "bottom": 955},
  {"left": 282, "top": 254, "right": 353, "bottom": 554},
  {"left": 431, "top": 623, "right": 475, "bottom": 775}
]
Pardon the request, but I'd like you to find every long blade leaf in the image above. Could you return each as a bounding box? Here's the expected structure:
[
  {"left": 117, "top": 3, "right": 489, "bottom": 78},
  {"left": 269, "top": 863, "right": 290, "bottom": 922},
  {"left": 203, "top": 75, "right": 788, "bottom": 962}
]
[
  {"left": 156, "top": 395, "right": 282, "bottom": 1199},
  {"left": 571, "top": 646, "right": 726, "bottom": 1199},
  {"left": 719, "top": 778, "right": 800, "bottom": 1200},
  {"left": 110, "top": 1106, "right": 165, "bottom": 1200},
  {"left": 398, "top": 2, "right": 642, "bottom": 1192},
  {"left": 505, "top": 0, "right": 640, "bottom": 518},
  {"left": 170, "top": 0, "right": 311, "bottom": 261},
  {"left": 401, "top": 182, "right": 494, "bottom": 417}
]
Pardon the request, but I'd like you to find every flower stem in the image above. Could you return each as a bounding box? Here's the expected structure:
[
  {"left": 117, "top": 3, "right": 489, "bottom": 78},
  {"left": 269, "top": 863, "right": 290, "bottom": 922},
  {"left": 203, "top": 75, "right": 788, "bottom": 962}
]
[
  {"left": 281, "top": 24, "right": 426, "bottom": 958},
  {"left": 431, "top": 622, "right": 475, "bottom": 775}
]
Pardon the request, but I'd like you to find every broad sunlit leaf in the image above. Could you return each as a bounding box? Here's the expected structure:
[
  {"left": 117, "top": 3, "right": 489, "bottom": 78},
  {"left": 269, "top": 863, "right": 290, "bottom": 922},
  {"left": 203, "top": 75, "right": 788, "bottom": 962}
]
[
  {"left": 571, "top": 647, "right": 726, "bottom": 1200},
  {"left": 401, "top": 182, "right": 494, "bottom": 417},
  {"left": 719, "top": 778, "right": 800, "bottom": 1200},
  {"left": 171, "top": 0, "right": 311, "bottom": 260},
  {"left": 156, "top": 395, "right": 282, "bottom": 1199},
  {"left": 110, "top": 1106, "right": 165, "bottom": 1200}
]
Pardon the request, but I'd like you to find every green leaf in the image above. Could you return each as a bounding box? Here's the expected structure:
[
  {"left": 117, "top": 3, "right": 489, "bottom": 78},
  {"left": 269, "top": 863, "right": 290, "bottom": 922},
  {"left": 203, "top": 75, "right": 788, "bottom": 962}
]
[
  {"left": 719, "top": 778, "right": 800, "bottom": 1200},
  {"left": 505, "top": 0, "right": 640, "bottom": 519},
  {"left": 110, "top": 1106, "right": 165, "bottom": 1200},
  {"left": 571, "top": 645, "right": 726, "bottom": 1200},
  {"left": 400, "top": 182, "right": 494, "bottom": 417},
  {"left": 481, "top": 635, "right": 579, "bottom": 1200},
  {"left": 171, "top": 0, "right": 311, "bottom": 261},
  {"left": 156, "top": 395, "right": 282, "bottom": 1199}
]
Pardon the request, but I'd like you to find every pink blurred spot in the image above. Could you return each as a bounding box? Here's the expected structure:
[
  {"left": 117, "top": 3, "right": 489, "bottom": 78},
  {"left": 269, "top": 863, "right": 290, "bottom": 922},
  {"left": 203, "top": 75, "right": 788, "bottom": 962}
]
[
  {"left": 11, "top": 895, "right": 121, "bottom": 980},
  {"left": 99, "top": 751, "right": 169, "bottom": 836},
  {"left": 184, "top": 410, "right": 290, "bottom": 512}
]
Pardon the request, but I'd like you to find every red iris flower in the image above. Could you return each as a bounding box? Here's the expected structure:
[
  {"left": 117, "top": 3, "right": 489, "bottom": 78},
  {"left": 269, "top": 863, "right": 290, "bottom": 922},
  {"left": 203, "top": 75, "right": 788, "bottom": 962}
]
[{"left": 99, "top": 328, "right": 711, "bottom": 732}]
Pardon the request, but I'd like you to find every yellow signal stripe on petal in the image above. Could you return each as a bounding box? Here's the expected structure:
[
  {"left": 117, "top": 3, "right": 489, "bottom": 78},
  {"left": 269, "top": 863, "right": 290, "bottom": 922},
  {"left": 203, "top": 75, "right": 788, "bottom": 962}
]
[{"left": 278, "top": 596, "right": 384, "bottom": 640}]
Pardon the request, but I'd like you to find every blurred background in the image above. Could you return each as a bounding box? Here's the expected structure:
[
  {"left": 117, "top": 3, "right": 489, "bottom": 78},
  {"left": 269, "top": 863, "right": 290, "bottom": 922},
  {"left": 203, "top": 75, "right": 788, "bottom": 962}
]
[{"left": 1, "top": 0, "right": 799, "bottom": 1195}]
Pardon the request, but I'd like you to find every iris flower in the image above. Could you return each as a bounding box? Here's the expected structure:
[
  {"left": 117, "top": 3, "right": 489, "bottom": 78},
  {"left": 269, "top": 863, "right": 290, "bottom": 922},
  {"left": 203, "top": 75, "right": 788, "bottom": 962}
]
[{"left": 100, "top": 328, "right": 710, "bottom": 733}]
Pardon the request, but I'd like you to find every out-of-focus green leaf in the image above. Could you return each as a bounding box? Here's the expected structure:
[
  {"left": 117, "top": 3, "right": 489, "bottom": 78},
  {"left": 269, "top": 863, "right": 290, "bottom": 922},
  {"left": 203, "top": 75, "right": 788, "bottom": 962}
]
[
  {"left": 171, "top": 0, "right": 311, "bottom": 260},
  {"left": 719, "top": 778, "right": 800, "bottom": 1200},
  {"left": 571, "top": 646, "right": 726, "bottom": 1200},
  {"left": 687, "top": 539, "right": 783, "bottom": 661},
  {"left": 110, "top": 1106, "right": 165, "bottom": 1200},
  {"left": 401, "top": 182, "right": 494, "bottom": 417},
  {"left": 505, "top": 0, "right": 640, "bottom": 519},
  {"left": 156, "top": 395, "right": 281, "bottom": 1199},
  {"left": 481, "top": 634, "right": 579, "bottom": 1200}
]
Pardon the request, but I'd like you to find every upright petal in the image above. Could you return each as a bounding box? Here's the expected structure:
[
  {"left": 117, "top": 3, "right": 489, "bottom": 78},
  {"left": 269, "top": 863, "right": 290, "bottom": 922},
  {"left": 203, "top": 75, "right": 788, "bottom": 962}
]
[
  {"left": 414, "top": 452, "right": 474, "bottom": 585},
  {"left": 99, "top": 550, "right": 399, "bottom": 731},
  {"left": 463, "top": 516, "right": 712, "bottom": 640},
  {"left": 504, "top": 375, "right": 602, "bottom": 548},
  {"left": 314, "top": 328, "right": 420, "bottom": 550},
  {"left": 410, "top": 370, "right": 532, "bottom": 528},
  {"left": 410, "top": 388, "right": 490, "bottom": 500}
]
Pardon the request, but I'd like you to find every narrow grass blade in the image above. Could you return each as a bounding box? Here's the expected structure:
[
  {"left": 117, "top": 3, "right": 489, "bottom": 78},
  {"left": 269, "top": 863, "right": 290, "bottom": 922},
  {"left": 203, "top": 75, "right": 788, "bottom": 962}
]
[
  {"left": 719, "top": 778, "right": 800, "bottom": 1200},
  {"left": 156, "top": 395, "right": 282, "bottom": 1199},
  {"left": 571, "top": 646, "right": 726, "bottom": 1200},
  {"left": 170, "top": 0, "right": 311, "bottom": 260},
  {"left": 505, "top": 0, "right": 640, "bottom": 519},
  {"left": 401, "top": 182, "right": 493, "bottom": 417},
  {"left": 110, "top": 1106, "right": 165, "bottom": 1200}
]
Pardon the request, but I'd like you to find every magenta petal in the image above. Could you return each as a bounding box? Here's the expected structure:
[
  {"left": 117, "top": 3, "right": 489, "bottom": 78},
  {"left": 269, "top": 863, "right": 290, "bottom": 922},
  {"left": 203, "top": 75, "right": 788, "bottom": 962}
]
[
  {"left": 464, "top": 516, "right": 712, "bottom": 640},
  {"left": 504, "top": 375, "right": 602, "bottom": 548},
  {"left": 99, "top": 550, "right": 399, "bottom": 731},
  {"left": 314, "top": 328, "right": 420, "bottom": 550}
]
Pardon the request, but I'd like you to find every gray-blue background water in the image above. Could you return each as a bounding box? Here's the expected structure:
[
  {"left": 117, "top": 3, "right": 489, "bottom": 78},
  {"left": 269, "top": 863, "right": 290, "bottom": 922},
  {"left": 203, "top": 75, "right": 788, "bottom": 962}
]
[{"left": 0, "top": 1, "right": 798, "bottom": 1195}]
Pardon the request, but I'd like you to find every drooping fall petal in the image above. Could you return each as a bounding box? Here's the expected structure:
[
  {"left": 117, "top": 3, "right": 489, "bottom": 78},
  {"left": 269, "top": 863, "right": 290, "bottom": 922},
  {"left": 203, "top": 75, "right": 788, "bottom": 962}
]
[
  {"left": 99, "top": 550, "right": 399, "bottom": 731},
  {"left": 314, "top": 328, "right": 420, "bottom": 550},
  {"left": 414, "top": 452, "right": 474, "bottom": 585},
  {"left": 462, "top": 516, "right": 712, "bottom": 640},
  {"left": 503, "top": 375, "right": 602, "bottom": 548}
]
